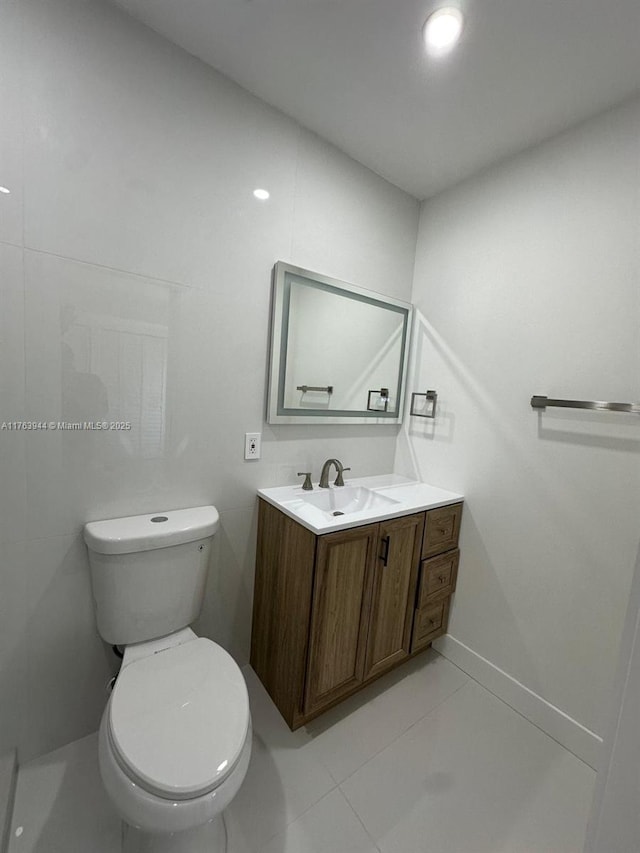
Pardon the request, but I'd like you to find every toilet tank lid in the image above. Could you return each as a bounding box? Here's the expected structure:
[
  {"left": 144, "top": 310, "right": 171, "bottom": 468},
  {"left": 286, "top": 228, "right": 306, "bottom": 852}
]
[{"left": 83, "top": 505, "right": 219, "bottom": 555}]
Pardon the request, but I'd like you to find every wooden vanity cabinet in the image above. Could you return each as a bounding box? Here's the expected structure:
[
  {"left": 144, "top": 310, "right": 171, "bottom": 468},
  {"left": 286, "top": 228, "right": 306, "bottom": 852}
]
[
  {"left": 304, "top": 523, "right": 379, "bottom": 714},
  {"left": 411, "top": 502, "right": 462, "bottom": 652},
  {"left": 422, "top": 502, "right": 462, "bottom": 558},
  {"left": 362, "top": 513, "right": 424, "bottom": 681},
  {"left": 251, "top": 498, "right": 462, "bottom": 729}
]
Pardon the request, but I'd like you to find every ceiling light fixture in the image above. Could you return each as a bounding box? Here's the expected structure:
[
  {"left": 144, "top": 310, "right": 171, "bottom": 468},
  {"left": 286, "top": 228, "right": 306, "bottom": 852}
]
[
  {"left": 423, "top": 7, "right": 464, "bottom": 55},
  {"left": 0, "top": 186, "right": 10, "bottom": 194},
  {"left": 253, "top": 188, "right": 270, "bottom": 200}
]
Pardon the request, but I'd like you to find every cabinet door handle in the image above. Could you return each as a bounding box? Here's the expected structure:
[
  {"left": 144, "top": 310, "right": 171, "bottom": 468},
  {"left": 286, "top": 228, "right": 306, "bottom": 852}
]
[{"left": 379, "top": 535, "right": 390, "bottom": 566}]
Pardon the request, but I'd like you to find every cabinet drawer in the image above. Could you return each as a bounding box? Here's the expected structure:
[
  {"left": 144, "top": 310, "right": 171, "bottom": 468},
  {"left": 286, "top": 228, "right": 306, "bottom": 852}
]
[
  {"left": 411, "top": 599, "right": 450, "bottom": 652},
  {"left": 417, "top": 549, "right": 459, "bottom": 608},
  {"left": 422, "top": 503, "right": 462, "bottom": 558}
]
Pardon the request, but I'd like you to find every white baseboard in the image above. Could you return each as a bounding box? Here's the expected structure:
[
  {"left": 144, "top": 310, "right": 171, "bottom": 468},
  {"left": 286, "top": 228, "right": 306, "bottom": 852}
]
[
  {"left": 433, "top": 634, "right": 602, "bottom": 770},
  {"left": 0, "top": 750, "right": 17, "bottom": 853}
]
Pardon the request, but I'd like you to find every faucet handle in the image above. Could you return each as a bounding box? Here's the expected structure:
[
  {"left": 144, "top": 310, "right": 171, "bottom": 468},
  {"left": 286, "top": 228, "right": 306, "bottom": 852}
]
[
  {"left": 334, "top": 467, "right": 351, "bottom": 487},
  {"left": 297, "top": 472, "right": 313, "bottom": 491}
]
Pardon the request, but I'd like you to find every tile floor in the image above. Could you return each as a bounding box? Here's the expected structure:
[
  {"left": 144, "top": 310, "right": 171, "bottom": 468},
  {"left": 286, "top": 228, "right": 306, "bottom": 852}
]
[{"left": 7, "top": 651, "right": 595, "bottom": 853}]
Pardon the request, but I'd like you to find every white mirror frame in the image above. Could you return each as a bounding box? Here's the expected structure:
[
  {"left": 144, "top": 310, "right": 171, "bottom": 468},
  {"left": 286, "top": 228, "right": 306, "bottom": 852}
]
[{"left": 267, "top": 262, "right": 413, "bottom": 425}]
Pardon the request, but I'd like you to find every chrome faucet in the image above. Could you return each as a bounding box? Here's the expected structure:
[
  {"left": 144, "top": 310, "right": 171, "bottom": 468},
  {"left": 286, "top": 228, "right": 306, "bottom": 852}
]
[{"left": 319, "top": 458, "right": 351, "bottom": 488}]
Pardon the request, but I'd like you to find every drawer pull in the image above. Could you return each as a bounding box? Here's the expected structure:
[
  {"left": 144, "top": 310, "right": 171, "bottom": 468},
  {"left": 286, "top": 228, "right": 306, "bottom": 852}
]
[
  {"left": 438, "top": 575, "right": 447, "bottom": 583},
  {"left": 437, "top": 527, "right": 447, "bottom": 535}
]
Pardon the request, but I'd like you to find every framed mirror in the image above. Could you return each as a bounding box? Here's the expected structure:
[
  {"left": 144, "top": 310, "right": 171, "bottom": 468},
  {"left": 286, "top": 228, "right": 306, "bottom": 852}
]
[{"left": 267, "top": 262, "right": 412, "bottom": 424}]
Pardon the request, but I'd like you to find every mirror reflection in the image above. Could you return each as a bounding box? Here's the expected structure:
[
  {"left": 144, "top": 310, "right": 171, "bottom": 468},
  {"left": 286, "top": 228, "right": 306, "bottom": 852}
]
[{"left": 268, "top": 263, "right": 412, "bottom": 424}]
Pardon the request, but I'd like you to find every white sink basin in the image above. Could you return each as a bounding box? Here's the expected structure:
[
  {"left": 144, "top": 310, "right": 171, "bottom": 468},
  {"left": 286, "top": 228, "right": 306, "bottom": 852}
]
[
  {"left": 258, "top": 474, "right": 464, "bottom": 534},
  {"left": 282, "top": 485, "right": 401, "bottom": 529},
  {"left": 299, "top": 486, "right": 400, "bottom": 517}
]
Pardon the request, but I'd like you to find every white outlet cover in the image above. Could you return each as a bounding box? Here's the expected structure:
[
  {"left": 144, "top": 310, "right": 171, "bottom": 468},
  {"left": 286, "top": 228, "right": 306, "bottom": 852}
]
[{"left": 244, "top": 432, "right": 261, "bottom": 460}]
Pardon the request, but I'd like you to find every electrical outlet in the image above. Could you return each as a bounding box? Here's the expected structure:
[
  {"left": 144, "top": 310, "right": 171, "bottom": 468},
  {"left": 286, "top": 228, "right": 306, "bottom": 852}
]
[{"left": 244, "top": 432, "right": 261, "bottom": 460}]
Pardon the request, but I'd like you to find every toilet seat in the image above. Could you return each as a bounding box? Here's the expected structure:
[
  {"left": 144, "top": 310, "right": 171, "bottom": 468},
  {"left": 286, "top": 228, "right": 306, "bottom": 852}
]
[{"left": 108, "top": 637, "right": 249, "bottom": 801}]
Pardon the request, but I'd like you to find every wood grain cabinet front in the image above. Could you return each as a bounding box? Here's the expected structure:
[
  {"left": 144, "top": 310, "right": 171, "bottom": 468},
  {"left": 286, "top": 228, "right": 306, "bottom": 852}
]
[
  {"left": 412, "top": 599, "right": 450, "bottom": 652},
  {"left": 422, "top": 503, "right": 463, "bottom": 558},
  {"left": 251, "top": 498, "right": 463, "bottom": 729},
  {"left": 362, "top": 513, "right": 424, "bottom": 682},
  {"left": 411, "top": 502, "right": 463, "bottom": 655},
  {"left": 304, "top": 524, "right": 378, "bottom": 714},
  {"left": 417, "top": 549, "right": 460, "bottom": 608}
]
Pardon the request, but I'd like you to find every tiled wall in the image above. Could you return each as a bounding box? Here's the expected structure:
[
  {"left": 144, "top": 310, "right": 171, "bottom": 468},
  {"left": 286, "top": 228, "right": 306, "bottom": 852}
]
[{"left": 0, "top": 0, "right": 419, "bottom": 762}]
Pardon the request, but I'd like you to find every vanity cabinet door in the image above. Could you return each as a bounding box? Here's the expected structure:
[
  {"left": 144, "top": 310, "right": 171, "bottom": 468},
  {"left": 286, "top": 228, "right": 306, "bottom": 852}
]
[
  {"left": 304, "top": 524, "right": 378, "bottom": 714},
  {"left": 363, "top": 513, "right": 424, "bottom": 681}
]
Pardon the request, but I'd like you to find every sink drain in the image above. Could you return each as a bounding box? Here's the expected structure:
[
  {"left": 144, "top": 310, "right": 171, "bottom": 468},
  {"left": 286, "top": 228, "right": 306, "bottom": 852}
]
[{"left": 332, "top": 511, "right": 345, "bottom": 516}]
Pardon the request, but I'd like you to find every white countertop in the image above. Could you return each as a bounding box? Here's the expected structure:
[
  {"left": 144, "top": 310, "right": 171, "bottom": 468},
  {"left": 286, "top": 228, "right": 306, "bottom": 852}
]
[{"left": 257, "top": 474, "right": 463, "bottom": 534}]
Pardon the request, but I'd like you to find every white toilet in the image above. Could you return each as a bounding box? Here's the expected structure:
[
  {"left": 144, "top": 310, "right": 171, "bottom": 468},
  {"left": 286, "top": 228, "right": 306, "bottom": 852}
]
[{"left": 84, "top": 505, "right": 251, "bottom": 853}]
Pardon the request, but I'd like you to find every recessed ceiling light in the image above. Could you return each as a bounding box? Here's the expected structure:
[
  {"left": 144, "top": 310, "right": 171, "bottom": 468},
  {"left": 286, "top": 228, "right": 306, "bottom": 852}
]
[
  {"left": 253, "top": 188, "right": 270, "bottom": 200},
  {"left": 423, "top": 7, "right": 464, "bottom": 55},
  {"left": 0, "top": 186, "right": 10, "bottom": 194}
]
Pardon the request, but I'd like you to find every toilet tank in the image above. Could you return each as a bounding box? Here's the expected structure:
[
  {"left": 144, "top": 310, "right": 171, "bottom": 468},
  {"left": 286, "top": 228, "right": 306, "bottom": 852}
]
[{"left": 84, "top": 506, "right": 219, "bottom": 646}]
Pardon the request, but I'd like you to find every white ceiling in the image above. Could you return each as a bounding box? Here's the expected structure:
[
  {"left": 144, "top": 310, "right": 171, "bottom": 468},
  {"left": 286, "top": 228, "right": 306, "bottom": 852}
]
[{"left": 115, "top": 0, "right": 640, "bottom": 200}]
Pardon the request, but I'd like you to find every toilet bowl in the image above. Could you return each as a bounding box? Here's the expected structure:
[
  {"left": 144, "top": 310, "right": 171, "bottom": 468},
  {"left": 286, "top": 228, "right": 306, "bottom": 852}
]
[
  {"left": 83, "top": 506, "right": 251, "bottom": 853},
  {"left": 98, "top": 628, "right": 251, "bottom": 852}
]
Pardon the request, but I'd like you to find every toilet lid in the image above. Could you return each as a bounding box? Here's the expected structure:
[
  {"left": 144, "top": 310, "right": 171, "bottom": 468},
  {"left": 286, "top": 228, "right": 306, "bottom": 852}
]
[{"left": 109, "top": 638, "right": 249, "bottom": 800}]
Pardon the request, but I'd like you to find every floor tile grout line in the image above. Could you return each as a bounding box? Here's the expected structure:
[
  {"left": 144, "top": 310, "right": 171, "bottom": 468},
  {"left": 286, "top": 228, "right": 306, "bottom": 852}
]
[
  {"left": 252, "top": 783, "right": 341, "bottom": 853},
  {"left": 434, "top": 649, "right": 597, "bottom": 773},
  {"left": 335, "top": 675, "right": 471, "bottom": 787},
  {"left": 436, "top": 649, "right": 598, "bottom": 768},
  {"left": 0, "top": 238, "right": 23, "bottom": 251},
  {"left": 448, "top": 668, "right": 597, "bottom": 772},
  {"left": 245, "top": 671, "right": 471, "bottom": 843},
  {"left": 336, "top": 786, "right": 384, "bottom": 853}
]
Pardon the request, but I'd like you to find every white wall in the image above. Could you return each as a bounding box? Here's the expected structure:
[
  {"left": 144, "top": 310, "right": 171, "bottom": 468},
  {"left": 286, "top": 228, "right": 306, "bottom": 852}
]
[
  {"left": 396, "top": 98, "right": 640, "bottom": 755},
  {"left": 585, "top": 542, "right": 640, "bottom": 852},
  {"left": 0, "top": 0, "right": 419, "bottom": 762}
]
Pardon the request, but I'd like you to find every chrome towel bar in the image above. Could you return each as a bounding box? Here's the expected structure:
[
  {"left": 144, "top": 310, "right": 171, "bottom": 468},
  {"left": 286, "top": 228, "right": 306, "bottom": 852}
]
[
  {"left": 297, "top": 385, "right": 334, "bottom": 394},
  {"left": 531, "top": 395, "right": 640, "bottom": 414}
]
